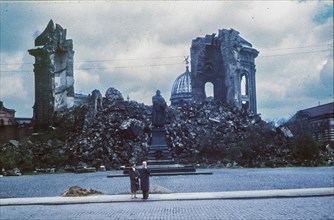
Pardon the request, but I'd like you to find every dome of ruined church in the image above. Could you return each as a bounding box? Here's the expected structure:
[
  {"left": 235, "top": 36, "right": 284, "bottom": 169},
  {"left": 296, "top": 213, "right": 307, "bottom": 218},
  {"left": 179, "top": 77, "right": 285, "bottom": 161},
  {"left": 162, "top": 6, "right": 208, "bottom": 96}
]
[{"left": 170, "top": 66, "right": 192, "bottom": 105}]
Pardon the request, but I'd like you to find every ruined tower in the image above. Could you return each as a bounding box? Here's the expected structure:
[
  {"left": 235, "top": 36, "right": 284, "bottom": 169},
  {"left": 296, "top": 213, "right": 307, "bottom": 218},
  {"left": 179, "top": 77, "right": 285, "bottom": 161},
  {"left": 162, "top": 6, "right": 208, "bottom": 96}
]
[
  {"left": 28, "top": 20, "right": 75, "bottom": 131},
  {"left": 190, "top": 29, "right": 259, "bottom": 113}
]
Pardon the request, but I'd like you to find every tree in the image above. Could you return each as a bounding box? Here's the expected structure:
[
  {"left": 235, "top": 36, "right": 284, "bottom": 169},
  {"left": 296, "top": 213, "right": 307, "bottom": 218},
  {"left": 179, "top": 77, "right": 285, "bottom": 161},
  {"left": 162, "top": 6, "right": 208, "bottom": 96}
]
[{"left": 292, "top": 133, "right": 319, "bottom": 161}]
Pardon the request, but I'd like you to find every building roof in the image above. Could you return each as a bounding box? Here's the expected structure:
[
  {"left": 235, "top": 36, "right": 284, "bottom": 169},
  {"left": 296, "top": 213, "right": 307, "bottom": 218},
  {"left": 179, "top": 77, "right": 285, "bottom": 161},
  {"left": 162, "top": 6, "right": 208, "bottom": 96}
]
[
  {"left": 170, "top": 66, "right": 192, "bottom": 103},
  {"left": 295, "top": 102, "right": 334, "bottom": 119},
  {"left": 0, "top": 101, "right": 15, "bottom": 113},
  {"left": 15, "top": 118, "right": 32, "bottom": 124}
]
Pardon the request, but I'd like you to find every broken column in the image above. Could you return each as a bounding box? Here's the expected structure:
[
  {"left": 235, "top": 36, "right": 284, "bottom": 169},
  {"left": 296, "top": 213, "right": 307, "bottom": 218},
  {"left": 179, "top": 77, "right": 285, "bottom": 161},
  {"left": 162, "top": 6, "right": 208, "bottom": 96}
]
[{"left": 28, "top": 20, "right": 75, "bottom": 131}]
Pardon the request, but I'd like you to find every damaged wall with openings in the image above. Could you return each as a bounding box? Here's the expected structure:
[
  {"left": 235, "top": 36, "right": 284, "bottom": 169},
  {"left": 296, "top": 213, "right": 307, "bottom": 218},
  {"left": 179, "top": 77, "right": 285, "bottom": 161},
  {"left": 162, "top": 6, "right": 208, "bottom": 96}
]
[{"left": 190, "top": 29, "right": 258, "bottom": 114}]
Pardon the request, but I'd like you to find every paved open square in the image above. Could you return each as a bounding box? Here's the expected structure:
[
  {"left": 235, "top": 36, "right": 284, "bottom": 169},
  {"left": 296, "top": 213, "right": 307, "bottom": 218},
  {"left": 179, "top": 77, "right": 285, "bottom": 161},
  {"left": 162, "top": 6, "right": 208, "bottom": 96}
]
[
  {"left": 1, "top": 167, "right": 333, "bottom": 219},
  {"left": 1, "top": 196, "right": 334, "bottom": 220}
]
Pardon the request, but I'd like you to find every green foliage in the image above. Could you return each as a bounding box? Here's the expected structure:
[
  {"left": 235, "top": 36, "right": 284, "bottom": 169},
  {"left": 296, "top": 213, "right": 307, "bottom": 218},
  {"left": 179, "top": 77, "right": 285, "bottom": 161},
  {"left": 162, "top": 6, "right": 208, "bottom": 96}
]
[
  {"left": 236, "top": 123, "right": 277, "bottom": 164},
  {"left": 0, "top": 139, "right": 35, "bottom": 172},
  {"left": 292, "top": 133, "right": 320, "bottom": 161},
  {"left": 34, "top": 147, "right": 67, "bottom": 169},
  {"left": 0, "top": 144, "right": 17, "bottom": 170},
  {"left": 0, "top": 134, "right": 69, "bottom": 173}
]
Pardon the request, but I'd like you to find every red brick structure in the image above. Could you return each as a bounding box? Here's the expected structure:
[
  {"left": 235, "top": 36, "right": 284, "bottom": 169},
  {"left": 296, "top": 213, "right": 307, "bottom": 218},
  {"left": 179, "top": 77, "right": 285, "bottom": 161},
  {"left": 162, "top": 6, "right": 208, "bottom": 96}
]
[{"left": 0, "top": 101, "right": 15, "bottom": 126}]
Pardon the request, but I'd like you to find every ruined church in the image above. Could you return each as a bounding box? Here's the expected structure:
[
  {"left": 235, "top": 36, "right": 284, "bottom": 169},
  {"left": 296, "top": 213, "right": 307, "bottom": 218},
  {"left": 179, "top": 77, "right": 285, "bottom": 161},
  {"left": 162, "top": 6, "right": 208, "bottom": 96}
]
[
  {"left": 29, "top": 21, "right": 258, "bottom": 131},
  {"left": 171, "top": 29, "right": 259, "bottom": 114}
]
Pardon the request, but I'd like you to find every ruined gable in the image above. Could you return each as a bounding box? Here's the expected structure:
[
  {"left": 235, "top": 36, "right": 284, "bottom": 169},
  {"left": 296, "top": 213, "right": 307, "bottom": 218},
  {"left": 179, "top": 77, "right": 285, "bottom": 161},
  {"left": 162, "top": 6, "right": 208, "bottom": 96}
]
[{"left": 190, "top": 29, "right": 259, "bottom": 114}]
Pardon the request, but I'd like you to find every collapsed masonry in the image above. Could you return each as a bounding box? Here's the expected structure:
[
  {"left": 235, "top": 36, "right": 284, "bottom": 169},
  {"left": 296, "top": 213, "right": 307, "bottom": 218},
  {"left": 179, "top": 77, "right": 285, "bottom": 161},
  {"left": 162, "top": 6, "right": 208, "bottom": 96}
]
[
  {"left": 3, "top": 87, "right": 316, "bottom": 170},
  {"left": 3, "top": 87, "right": 333, "bottom": 171},
  {"left": 28, "top": 20, "right": 101, "bottom": 131},
  {"left": 171, "top": 29, "right": 258, "bottom": 114}
]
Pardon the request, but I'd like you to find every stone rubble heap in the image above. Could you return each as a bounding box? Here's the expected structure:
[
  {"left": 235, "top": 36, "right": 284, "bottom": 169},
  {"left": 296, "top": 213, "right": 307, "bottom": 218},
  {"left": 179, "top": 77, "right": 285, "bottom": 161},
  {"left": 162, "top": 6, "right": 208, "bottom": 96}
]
[
  {"left": 65, "top": 87, "right": 153, "bottom": 168},
  {"left": 61, "top": 87, "right": 293, "bottom": 169},
  {"left": 165, "top": 98, "right": 291, "bottom": 167},
  {"left": 61, "top": 186, "right": 103, "bottom": 197},
  {"left": 4, "top": 87, "right": 331, "bottom": 172}
]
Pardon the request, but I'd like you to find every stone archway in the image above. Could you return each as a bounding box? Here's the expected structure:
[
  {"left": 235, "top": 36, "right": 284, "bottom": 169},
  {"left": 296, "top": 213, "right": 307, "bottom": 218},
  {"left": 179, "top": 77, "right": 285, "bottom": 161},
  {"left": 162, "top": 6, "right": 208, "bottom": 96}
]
[
  {"left": 190, "top": 29, "right": 258, "bottom": 113},
  {"left": 205, "top": 82, "right": 214, "bottom": 98},
  {"left": 240, "top": 73, "right": 250, "bottom": 111}
]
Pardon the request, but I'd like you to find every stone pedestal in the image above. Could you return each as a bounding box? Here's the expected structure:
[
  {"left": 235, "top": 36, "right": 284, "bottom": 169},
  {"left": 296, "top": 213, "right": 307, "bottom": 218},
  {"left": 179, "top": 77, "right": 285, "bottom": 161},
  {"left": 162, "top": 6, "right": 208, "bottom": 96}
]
[
  {"left": 147, "top": 128, "right": 171, "bottom": 161},
  {"left": 145, "top": 127, "right": 196, "bottom": 173},
  {"left": 123, "top": 127, "right": 198, "bottom": 175}
]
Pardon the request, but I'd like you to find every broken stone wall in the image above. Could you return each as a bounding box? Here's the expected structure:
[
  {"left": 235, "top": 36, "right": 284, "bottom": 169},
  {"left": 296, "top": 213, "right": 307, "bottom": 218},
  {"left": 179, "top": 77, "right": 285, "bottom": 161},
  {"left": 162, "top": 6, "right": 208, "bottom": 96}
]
[
  {"left": 28, "top": 20, "right": 75, "bottom": 131},
  {"left": 190, "top": 29, "right": 258, "bottom": 114}
]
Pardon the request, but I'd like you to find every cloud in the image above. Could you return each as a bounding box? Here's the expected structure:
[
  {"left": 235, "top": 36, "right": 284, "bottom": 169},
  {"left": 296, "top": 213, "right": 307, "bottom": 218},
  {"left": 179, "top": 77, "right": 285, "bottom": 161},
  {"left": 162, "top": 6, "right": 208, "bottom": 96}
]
[
  {"left": 0, "top": 51, "right": 34, "bottom": 117},
  {"left": 303, "top": 55, "right": 334, "bottom": 100},
  {"left": 319, "top": 56, "right": 334, "bottom": 90},
  {"left": 0, "top": 52, "right": 28, "bottom": 99},
  {"left": 253, "top": 1, "right": 333, "bottom": 121},
  {"left": 0, "top": 52, "right": 25, "bottom": 70},
  {"left": 74, "top": 69, "right": 101, "bottom": 95},
  {"left": 1, "top": 75, "right": 27, "bottom": 99},
  {"left": 74, "top": 33, "right": 188, "bottom": 104},
  {"left": 313, "top": 1, "right": 334, "bottom": 24}
]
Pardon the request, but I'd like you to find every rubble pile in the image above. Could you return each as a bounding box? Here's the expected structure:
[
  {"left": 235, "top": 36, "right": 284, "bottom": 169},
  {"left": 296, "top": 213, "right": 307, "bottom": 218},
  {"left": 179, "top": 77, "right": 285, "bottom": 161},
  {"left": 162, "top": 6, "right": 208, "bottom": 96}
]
[
  {"left": 165, "top": 99, "right": 292, "bottom": 167},
  {"left": 64, "top": 87, "right": 153, "bottom": 168},
  {"left": 62, "top": 87, "right": 293, "bottom": 168},
  {"left": 61, "top": 186, "right": 103, "bottom": 197},
  {"left": 3, "top": 87, "right": 331, "bottom": 172}
]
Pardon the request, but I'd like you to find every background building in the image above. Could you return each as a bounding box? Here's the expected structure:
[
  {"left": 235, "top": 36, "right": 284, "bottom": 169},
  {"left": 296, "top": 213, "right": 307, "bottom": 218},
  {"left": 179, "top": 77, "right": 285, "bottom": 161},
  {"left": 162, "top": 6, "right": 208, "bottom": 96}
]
[
  {"left": 0, "top": 101, "right": 32, "bottom": 145},
  {"left": 0, "top": 101, "right": 15, "bottom": 126},
  {"left": 288, "top": 102, "right": 334, "bottom": 145},
  {"left": 170, "top": 65, "right": 192, "bottom": 105}
]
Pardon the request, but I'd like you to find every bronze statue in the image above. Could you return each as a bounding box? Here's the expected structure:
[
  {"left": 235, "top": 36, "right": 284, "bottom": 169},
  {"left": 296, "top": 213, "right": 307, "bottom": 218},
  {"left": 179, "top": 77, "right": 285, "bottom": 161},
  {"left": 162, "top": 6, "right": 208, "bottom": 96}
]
[{"left": 152, "top": 90, "right": 167, "bottom": 127}]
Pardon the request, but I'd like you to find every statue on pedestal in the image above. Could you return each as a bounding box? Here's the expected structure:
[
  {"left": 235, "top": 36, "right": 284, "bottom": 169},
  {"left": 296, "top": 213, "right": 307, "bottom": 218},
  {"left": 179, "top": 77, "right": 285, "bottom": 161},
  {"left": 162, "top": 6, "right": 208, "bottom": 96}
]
[{"left": 152, "top": 90, "right": 167, "bottom": 128}]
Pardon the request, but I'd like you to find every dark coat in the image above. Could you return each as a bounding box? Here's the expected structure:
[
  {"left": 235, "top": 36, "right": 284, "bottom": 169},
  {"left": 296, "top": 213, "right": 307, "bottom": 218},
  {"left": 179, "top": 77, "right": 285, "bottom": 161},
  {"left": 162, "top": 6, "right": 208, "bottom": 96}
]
[
  {"left": 129, "top": 168, "right": 140, "bottom": 192},
  {"left": 139, "top": 167, "right": 151, "bottom": 191}
]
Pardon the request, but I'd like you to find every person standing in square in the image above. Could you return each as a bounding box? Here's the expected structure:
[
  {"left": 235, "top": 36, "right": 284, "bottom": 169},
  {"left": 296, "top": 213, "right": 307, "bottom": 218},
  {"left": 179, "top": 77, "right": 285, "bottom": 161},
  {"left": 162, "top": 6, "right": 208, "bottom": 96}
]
[
  {"left": 139, "top": 161, "right": 151, "bottom": 199},
  {"left": 129, "top": 163, "right": 140, "bottom": 199}
]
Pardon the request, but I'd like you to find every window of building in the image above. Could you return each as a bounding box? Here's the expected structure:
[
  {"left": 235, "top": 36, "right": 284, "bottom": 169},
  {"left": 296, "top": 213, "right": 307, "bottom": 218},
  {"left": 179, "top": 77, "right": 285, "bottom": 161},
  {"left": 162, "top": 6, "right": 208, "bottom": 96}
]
[
  {"left": 241, "top": 74, "right": 248, "bottom": 96},
  {"left": 205, "top": 82, "right": 214, "bottom": 98}
]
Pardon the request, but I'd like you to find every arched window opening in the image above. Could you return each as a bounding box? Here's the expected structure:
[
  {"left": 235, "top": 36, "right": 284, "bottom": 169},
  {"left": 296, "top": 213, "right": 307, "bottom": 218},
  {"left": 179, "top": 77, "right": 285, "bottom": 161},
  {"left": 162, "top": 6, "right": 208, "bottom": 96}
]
[
  {"left": 241, "top": 74, "right": 248, "bottom": 96},
  {"left": 205, "top": 82, "right": 214, "bottom": 98}
]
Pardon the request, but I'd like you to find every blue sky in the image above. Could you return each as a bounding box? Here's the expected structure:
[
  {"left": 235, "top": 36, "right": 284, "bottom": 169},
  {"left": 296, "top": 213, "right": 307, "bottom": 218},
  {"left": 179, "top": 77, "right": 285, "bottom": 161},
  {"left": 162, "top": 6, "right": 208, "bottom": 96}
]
[{"left": 0, "top": 1, "right": 333, "bottom": 122}]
